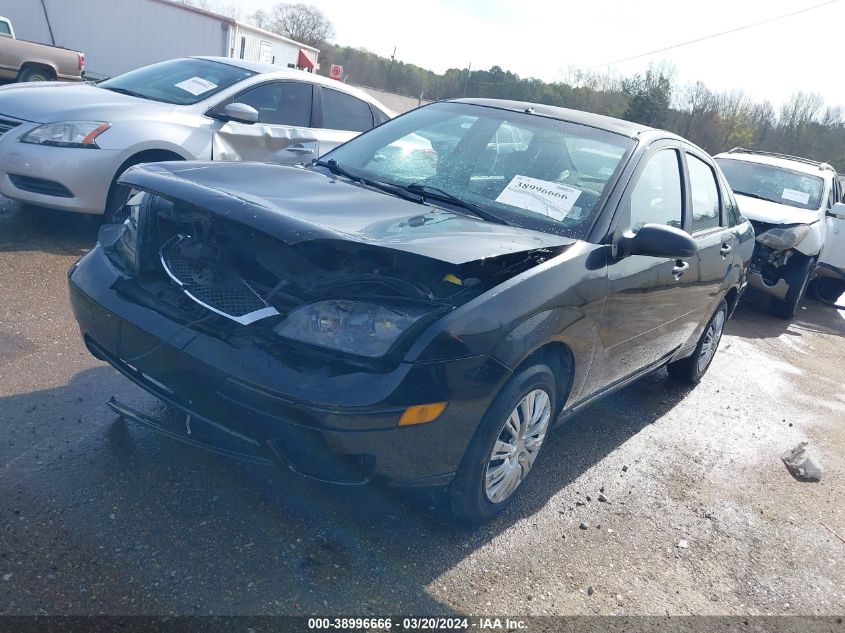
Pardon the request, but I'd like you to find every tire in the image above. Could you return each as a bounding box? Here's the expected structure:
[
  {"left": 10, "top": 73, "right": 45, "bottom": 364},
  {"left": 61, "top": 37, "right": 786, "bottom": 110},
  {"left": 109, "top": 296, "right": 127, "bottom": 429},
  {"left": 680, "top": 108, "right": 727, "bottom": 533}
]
[
  {"left": 450, "top": 363, "right": 557, "bottom": 523},
  {"left": 808, "top": 277, "right": 845, "bottom": 306},
  {"left": 18, "top": 67, "right": 53, "bottom": 82},
  {"left": 769, "top": 255, "right": 815, "bottom": 320},
  {"left": 667, "top": 299, "right": 728, "bottom": 384}
]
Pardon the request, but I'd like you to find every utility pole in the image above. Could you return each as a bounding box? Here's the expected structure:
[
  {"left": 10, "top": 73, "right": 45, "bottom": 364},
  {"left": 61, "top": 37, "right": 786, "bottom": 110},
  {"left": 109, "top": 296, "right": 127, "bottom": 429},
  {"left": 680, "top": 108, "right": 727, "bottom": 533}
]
[
  {"left": 40, "top": 0, "right": 56, "bottom": 46},
  {"left": 463, "top": 61, "right": 472, "bottom": 97},
  {"left": 386, "top": 46, "right": 396, "bottom": 91}
]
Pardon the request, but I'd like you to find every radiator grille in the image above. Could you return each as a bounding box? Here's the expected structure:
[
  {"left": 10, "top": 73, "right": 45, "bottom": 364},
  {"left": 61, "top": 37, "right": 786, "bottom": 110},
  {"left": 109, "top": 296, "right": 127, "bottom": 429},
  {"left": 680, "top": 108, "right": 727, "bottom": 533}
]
[
  {"left": 160, "top": 235, "right": 278, "bottom": 325},
  {"left": 0, "top": 117, "right": 21, "bottom": 138}
]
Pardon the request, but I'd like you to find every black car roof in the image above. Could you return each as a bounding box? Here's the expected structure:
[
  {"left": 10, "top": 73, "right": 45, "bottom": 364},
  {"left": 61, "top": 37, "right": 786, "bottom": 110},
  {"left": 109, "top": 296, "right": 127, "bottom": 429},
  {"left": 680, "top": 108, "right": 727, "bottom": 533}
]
[{"left": 447, "top": 98, "right": 663, "bottom": 139}]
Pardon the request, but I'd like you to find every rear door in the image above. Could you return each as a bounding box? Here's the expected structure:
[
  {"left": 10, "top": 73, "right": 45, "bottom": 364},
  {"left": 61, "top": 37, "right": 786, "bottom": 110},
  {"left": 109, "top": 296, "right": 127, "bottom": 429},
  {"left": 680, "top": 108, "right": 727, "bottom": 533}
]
[
  {"left": 312, "top": 86, "right": 377, "bottom": 156},
  {"left": 210, "top": 80, "right": 320, "bottom": 164},
  {"left": 683, "top": 149, "right": 737, "bottom": 319},
  {"left": 584, "top": 142, "right": 701, "bottom": 391}
]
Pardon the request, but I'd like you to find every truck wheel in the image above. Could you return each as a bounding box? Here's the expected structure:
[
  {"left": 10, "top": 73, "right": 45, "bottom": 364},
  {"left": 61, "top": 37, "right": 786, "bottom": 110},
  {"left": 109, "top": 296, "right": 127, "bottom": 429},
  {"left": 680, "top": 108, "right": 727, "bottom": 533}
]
[
  {"left": 19, "top": 67, "right": 54, "bottom": 82},
  {"left": 808, "top": 277, "right": 845, "bottom": 306},
  {"left": 769, "top": 255, "right": 815, "bottom": 320},
  {"left": 450, "top": 363, "right": 556, "bottom": 523},
  {"left": 667, "top": 299, "right": 727, "bottom": 384}
]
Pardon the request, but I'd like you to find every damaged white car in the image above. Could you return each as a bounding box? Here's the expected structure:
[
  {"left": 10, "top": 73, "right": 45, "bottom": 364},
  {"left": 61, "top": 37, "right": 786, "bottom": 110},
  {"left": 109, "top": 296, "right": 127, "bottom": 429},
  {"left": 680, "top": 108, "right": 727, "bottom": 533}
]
[
  {"left": 0, "top": 56, "right": 392, "bottom": 222},
  {"left": 715, "top": 148, "right": 845, "bottom": 317}
]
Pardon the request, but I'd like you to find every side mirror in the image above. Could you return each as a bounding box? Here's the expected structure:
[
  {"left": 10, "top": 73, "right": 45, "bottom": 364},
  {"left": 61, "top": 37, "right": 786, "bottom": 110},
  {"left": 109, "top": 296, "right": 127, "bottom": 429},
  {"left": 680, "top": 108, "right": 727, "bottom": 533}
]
[
  {"left": 829, "top": 201, "right": 845, "bottom": 220},
  {"left": 222, "top": 102, "right": 259, "bottom": 124},
  {"left": 616, "top": 223, "right": 697, "bottom": 259}
]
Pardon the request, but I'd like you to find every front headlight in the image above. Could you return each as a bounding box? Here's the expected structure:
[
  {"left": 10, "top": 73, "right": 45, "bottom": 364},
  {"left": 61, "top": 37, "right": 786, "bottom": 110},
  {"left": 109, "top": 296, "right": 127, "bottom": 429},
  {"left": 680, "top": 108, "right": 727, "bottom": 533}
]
[
  {"left": 21, "top": 121, "right": 111, "bottom": 148},
  {"left": 756, "top": 224, "right": 811, "bottom": 250},
  {"left": 274, "top": 300, "right": 438, "bottom": 357}
]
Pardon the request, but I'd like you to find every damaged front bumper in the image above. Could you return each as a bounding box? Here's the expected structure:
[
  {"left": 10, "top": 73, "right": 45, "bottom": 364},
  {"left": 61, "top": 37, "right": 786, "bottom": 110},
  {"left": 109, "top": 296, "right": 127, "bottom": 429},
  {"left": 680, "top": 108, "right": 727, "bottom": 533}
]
[{"left": 69, "top": 246, "right": 511, "bottom": 487}]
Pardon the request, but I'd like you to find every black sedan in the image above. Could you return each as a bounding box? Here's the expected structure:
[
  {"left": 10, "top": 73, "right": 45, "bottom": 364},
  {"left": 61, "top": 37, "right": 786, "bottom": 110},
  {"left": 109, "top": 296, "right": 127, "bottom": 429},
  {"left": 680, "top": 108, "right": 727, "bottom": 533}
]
[{"left": 68, "top": 99, "right": 754, "bottom": 522}]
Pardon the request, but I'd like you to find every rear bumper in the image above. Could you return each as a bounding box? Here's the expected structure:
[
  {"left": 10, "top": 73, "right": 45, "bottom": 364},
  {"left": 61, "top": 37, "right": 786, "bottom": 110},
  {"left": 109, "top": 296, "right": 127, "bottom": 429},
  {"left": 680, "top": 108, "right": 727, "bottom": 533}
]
[{"left": 68, "top": 246, "right": 511, "bottom": 486}]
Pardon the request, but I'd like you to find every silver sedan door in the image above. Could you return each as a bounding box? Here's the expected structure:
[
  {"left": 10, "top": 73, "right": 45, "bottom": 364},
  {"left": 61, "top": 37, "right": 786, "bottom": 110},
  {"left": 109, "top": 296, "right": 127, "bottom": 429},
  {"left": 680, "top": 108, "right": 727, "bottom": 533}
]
[{"left": 210, "top": 80, "right": 320, "bottom": 164}]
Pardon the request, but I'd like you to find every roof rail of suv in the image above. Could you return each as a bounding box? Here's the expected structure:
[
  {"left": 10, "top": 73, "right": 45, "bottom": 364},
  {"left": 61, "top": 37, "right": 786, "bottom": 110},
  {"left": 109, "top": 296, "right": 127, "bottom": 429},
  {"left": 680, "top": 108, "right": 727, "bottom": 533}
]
[{"left": 726, "top": 147, "right": 836, "bottom": 172}]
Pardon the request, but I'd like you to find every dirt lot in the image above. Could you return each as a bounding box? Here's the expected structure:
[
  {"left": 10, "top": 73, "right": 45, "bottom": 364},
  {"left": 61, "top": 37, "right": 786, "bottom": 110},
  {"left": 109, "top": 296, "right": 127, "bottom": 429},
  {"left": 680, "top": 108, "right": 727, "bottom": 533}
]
[{"left": 0, "top": 198, "right": 843, "bottom": 617}]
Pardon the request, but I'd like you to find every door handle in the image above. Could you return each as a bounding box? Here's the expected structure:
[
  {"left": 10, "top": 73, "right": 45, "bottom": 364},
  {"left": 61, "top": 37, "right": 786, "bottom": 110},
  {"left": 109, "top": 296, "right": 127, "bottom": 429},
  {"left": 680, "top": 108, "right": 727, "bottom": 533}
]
[
  {"left": 719, "top": 243, "right": 732, "bottom": 257},
  {"left": 672, "top": 260, "right": 690, "bottom": 279},
  {"left": 286, "top": 144, "right": 314, "bottom": 154}
]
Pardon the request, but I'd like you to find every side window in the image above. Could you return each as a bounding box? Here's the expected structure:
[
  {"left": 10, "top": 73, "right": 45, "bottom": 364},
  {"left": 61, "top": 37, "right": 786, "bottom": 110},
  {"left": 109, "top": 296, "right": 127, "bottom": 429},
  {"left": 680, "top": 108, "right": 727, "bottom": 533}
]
[
  {"left": 231, "top": 82, "right": 312, "bottom": 127},
  {"left": 0, "top": 21, "right": 11, "bottom": 36},
  {"left": 629, "top": 149, "right": 683, "bottom": 233},
  {"left": 826, "top": 178, "right": 837, "bottom": 209},
  {"left": 687, "top": 153, "right": 721, "bottom": 232},
  {"left": 835, "top": 178, "right": 843, "bottom": 204},
  {"left": 322, "top": 88, "right": 374, "bottom": 132},
  {"left": 372, "top": 106, "right": 390, "bottom": 125}
]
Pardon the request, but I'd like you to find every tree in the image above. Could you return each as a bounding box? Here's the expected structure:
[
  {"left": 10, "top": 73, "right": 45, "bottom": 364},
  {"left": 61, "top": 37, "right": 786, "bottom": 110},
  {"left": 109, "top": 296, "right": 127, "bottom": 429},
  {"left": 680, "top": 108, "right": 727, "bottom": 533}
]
[
  {"left": 247, "top": 3, "right": 335, "bottom": 48},
  {"left": 622, "top": 67, "right": 673, "bottom": 128},
  {"left": 174, "top": 0, "right": 239, "bottom": 19}
]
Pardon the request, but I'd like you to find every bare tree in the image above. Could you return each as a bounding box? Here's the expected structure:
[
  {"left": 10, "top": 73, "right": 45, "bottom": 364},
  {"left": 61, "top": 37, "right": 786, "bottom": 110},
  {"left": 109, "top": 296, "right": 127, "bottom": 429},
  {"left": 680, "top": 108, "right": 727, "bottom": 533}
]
[
  {"left": 174, "top": 0, "right": 240, "bottom": 19},
  {"left": 249, "top": 9, "right": 272, "bottom": 30},
  {"left": 246, "top": 3, "right": 335, "bottom": 48}
]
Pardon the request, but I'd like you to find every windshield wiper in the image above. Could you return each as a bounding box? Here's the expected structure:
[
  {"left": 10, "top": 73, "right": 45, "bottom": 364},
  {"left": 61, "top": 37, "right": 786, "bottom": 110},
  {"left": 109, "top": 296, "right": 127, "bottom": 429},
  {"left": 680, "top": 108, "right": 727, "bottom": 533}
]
[
  {"left": 100, "top": 86, "right": 148, "bottom": 100},
  {"left": 733, "top": 190, "right": 773, "bottom": 202},
  {"left": 403, "top": 183, "right": 508, "bottom": 225},
  {"left": 313, "top": 159, "right": 423, "bottom": 203}
]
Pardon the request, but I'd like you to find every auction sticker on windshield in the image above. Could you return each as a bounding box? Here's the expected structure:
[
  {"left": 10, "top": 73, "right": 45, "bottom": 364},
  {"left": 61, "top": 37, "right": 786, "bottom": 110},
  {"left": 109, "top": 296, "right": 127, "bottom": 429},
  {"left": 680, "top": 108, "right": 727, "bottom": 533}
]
[
  {"left": 174, "top": 77, "right": 218, "bottom": 96},
  {"left": 782, "top": 188, "right": 811, "bottom": 205},
  {"left": 495, "top": 175, "right": 582, "bottom": 221}
]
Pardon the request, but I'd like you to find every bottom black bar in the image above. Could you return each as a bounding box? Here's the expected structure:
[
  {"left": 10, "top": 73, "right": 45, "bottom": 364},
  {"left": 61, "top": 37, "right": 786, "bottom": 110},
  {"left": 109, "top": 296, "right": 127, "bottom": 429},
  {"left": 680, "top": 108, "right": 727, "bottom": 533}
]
[{"left": 0, "top": 616, "right": 842, "bottom": 633}]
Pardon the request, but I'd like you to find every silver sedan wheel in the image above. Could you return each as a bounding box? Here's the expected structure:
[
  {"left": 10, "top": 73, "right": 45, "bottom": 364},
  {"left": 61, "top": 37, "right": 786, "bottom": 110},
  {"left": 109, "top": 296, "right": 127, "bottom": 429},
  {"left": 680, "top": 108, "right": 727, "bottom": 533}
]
[
  {"left": 484, "top": 388, "right": 552, "bottom": 504},
  {"left": 697, "top": 310, "right": 726, "bottom": 374}
]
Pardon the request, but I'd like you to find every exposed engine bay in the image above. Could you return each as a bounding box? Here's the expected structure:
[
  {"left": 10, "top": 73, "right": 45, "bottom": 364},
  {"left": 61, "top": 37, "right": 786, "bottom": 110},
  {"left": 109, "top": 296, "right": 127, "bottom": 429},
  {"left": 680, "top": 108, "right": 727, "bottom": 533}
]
[{"left": 103, "top": 191, "right": 564, "bottom": 360}]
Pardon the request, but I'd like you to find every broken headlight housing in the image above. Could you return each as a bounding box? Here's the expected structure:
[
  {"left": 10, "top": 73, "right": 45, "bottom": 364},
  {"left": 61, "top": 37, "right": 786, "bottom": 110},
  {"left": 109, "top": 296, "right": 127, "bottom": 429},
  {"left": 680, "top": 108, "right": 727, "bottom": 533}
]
[
  {"left": 274, "top": 300, "right": 437, "bottom": 357},
  {"left": 756, "top": 223, "right": 811, "bottom": 251},
  {"left": 108, "top": 190, "right": 147, "bottom": 270}
]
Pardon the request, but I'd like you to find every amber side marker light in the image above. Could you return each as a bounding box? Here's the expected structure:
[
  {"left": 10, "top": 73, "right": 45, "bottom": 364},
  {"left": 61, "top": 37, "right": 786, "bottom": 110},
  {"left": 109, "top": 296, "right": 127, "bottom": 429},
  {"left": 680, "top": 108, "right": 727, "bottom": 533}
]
[{"left": 398, "top": 402, "right": 447, "bottom": 426}]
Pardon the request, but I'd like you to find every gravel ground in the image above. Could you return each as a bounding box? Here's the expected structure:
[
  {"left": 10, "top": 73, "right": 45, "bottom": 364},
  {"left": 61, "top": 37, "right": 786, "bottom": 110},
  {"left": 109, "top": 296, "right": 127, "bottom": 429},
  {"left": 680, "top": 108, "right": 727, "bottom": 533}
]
[{"left": 1, "top": 198, "right": 843, "bottom": 616}]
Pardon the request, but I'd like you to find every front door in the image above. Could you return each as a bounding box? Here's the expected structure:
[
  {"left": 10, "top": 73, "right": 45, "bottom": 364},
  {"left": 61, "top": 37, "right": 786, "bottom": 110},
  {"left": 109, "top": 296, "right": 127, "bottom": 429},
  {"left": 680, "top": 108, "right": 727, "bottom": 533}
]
[
  {"left": 583, "top": 145, "right": 701, "bottom": 393},
  {"left": 211, "top": 80, "right": 321, "bottom": 164},
  {"left": 820, "top": 178, "right": 845, "bottom": 272}
]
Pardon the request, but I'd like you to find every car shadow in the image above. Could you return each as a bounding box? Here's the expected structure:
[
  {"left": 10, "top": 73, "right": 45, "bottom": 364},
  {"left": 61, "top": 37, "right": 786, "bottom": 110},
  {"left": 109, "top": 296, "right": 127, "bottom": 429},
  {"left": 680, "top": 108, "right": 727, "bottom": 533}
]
[
  {"left": 0, "top": 197, "right": 99, "bottom": 256},
  {"left": 727, "top": 292, "right": 845, "bottom": 339},
  {"left": 1, "top": 361, "right": 696, "bottom": 615}
]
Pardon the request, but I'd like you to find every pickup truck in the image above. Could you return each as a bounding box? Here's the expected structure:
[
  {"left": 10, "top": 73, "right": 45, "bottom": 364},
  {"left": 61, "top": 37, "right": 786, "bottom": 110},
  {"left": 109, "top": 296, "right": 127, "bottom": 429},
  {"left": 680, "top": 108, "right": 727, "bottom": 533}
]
[{"left": 0, "top": 15, "right": 83, "bottom": 82}]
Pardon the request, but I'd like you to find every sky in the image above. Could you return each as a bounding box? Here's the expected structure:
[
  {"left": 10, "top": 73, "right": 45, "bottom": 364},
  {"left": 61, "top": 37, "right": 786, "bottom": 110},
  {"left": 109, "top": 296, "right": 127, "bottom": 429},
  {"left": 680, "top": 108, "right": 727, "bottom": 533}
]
[{"left": 230, "top": 0, "right": 845, "bottom": 110}]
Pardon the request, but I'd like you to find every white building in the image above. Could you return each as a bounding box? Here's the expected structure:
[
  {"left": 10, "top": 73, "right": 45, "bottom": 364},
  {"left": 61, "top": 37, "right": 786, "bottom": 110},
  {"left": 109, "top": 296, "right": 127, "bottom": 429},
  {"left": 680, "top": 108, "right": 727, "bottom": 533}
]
[{"left": 0, "top": 0, "right": 320, "bottom": 80}]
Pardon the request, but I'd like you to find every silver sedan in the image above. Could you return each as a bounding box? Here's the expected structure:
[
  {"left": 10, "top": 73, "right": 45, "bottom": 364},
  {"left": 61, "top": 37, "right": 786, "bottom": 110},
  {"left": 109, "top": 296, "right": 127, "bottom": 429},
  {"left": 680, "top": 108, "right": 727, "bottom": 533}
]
[{"left": 0, "top": 56, "right": 393, "bottom": 221}]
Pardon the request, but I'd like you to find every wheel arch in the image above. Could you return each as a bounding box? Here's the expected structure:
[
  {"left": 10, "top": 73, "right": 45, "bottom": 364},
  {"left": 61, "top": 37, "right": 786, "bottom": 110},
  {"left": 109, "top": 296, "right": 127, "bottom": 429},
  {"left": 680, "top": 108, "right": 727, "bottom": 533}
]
[
  {"left": 17, "top": 62, "right": 57, "bottom": 81},
  {"left": 509, "top": 340, "right": 576, "bottom": 415},
  {"left": 724, "top": 286, "right": 739, "bottom": 317},
  {"left": 113, "top": 149, "right": 187, "bottom": 183}
]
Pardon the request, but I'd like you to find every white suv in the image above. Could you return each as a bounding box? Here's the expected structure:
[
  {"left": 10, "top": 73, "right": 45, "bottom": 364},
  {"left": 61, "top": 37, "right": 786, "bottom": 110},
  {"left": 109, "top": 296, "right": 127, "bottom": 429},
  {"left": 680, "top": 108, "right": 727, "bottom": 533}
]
[{"left": 714, "top": 148, "right": 845, "bottom": 318}]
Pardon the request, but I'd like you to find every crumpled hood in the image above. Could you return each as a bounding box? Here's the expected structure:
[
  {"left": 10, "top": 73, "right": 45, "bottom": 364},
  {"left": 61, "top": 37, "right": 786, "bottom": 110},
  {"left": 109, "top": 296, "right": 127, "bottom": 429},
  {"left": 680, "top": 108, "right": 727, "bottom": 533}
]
[
  {"left": 0, "top": 83, "right": 173, "bottom": 123},
  {"left": 735, "top": 193, "right": 822, "bottom": 226},
  {"left": 120, "top": 161, "right": 575, "bottom": 265}
]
